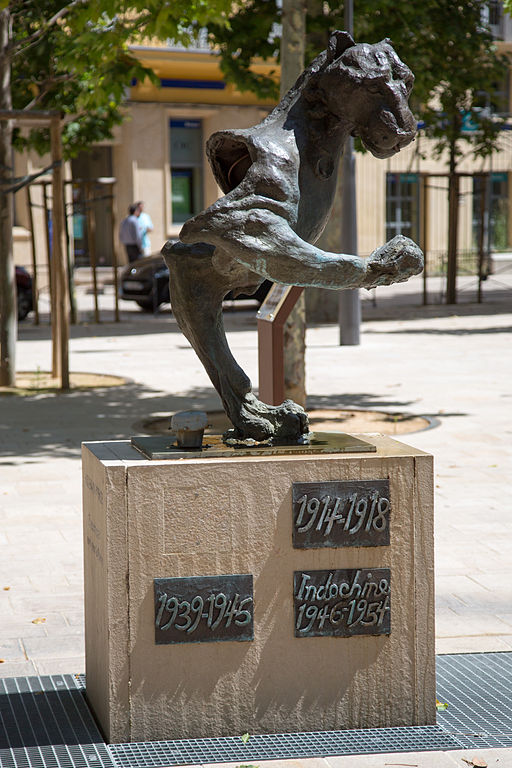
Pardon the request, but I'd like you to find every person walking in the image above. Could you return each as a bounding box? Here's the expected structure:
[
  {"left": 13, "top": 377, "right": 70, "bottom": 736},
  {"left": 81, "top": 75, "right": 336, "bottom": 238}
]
[
  {"left": 119, "top": 204, "right": 143, "bottom": 263},
  {"left": 135, "top": 201, "right": 154, "bottom": 256}
]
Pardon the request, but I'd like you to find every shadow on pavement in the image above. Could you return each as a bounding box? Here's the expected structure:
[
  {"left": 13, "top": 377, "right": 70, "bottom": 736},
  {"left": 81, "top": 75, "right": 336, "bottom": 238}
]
[
  {"left": 360, "top": 294, "right": 512, "bottom": 323},
  {"left": 306, "top": 393, "right": 467, "bottom": 420},
  {"left": 1, "top": 381, "right": 473, "bottom": 460},
  {"left": 18, "top": 309, "right": 259, "bottom": 343},
  {"left": 0, "top": 382, "right": 222, "bottom": 459},
  {"left": 366, "top": 324, "right": 512, "bottom": 336}
]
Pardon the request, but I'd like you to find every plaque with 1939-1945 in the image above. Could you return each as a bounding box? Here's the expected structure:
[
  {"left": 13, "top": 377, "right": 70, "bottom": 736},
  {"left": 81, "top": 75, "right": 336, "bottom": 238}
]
[
  {"left": 294, "top": 568, "right": 391, "bottom": 638},
  {"left": 154, "top": 574, "right": 253, "bottom": 644},
  {"left": 292, "top": 480, "right": 390, "bottom": 548}
]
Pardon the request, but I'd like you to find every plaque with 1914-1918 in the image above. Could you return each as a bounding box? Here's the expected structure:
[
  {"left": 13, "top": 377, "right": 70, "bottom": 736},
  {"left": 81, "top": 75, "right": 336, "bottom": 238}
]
[
  {"left": 154, "top": 574, "right": 253, "bottom": 644},
  {"left": 292, "top": 480, "right": 390, "bottom": 548},
  {"left": 294, "top": 568, "right": 391, "bottom": 638}
]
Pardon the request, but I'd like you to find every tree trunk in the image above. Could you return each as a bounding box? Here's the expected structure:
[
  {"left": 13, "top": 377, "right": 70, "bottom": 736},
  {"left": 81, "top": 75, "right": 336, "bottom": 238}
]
[
  {"left": 446, "top": 139, "right": 458, "bottom": 304},
  {"left": 0, "top": 8, "right": 15, "bottom": 387},
  {"left": 281, "top": 0, "right": 307, "bottom": 407}
]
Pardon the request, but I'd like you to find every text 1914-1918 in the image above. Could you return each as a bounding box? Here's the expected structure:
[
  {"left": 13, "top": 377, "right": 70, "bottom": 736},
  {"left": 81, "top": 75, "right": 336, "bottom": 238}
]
[
  {"left": 154, "top": 574, "right": 253, "bottom": 644},
  {"left": 292, "top": 480, "right": 390, "bottom": 548},
  {"left": 293, "top": 568, "right": 391, "bottom": 637}
]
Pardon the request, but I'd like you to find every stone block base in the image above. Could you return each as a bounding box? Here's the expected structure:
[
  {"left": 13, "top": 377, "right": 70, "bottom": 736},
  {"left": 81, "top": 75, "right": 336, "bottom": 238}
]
[{"left": 82, "top": 435, "right": 435, "bottom": 743}]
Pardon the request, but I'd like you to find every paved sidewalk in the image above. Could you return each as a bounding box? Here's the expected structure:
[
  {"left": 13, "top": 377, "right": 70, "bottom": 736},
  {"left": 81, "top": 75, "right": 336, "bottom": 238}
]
[
  {"left": 200, "top": 751, "right": 511, "bottom": 767},
  {"left": 0, "top": 274, "right": 511, "bottom": 765}
]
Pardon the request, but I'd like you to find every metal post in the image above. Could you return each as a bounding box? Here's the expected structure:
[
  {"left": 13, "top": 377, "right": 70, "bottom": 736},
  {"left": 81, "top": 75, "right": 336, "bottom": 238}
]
[
  {"left": 477, "top": 172, "right": 487, "bottom": 304},
  {"left": 43, "top": 180, "right": 60, "bottom": 376},
  {"left": 420, "top": 174, "right": 429, "bottom": 306},
  {"left": 109, "top": 181, "right": 120, "bottom": 322},
  {"left": 338, "top": 0, "right": 360, "bottom": 345},
  {"left": 42, "top": 182, "right": 53, "bottom": 322},
  {"left": 85, "top": 180, "right": 100, "bottom": 323},
  {"left": 63, "top": 180, "right": 77, "bottom": 324},
  {"left": 26, "top": 185, "right": 40, "bottom": 325},
  {"left": 446, "top": 172, "right": 459, "bottom": 304},
  {"left": 51, "top": 115, "right": 69, "bottom": 389},
  {"left": 484, "top": 165, "right": 492, "bottom": 274}
]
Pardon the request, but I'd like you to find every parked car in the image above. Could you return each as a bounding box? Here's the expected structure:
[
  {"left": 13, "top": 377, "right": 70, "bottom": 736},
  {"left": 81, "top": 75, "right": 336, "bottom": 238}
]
[
  {"left": 120, "top": 254, "right": 272, "bottom": 311},
  {"left": 16, "top": 266, "right": 34, "bottom": 321},
  {"left": 120, "top": 254, "right": 170, "bottom": 311}
]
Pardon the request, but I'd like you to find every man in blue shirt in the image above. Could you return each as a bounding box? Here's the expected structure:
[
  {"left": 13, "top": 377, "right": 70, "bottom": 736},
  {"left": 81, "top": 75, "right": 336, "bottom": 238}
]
[
  {"left": 119, "top": 204, "right": 143, "bottom": 263},
  {"left": 136, "top": 201, "right": 154, "bottom": 256}
]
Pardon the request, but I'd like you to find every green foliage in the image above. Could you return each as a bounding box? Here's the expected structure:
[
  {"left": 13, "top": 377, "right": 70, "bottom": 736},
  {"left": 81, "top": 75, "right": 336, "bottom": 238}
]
[
  {"left": 208, "top": 0, "right": 280, "bottom": 100},
  {"left": 7, "top": 0, "right": 232, "bottom": 158},
  {"left": 213, "top": 0, "right": 508, "bottom": 166},
  {"left": 6, "top": 0, "right": 508, "bottom": 166},
  {"left": 355, "top": 0, "right": 508, "bottom": 164}
]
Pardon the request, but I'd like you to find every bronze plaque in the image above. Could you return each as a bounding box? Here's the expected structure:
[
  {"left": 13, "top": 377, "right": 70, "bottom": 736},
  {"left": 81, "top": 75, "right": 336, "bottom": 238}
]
[
  {"left": 132, "top": 431, "right": 376, "bottom": 460},
  {"left": 293, "top": 568, "right": 391, "bottom": 637},
  {"left": 256, "top": 283, "right": 291, "bottom": 322},
  {"left": 154, "top": 574, "right": 253, "bottom": 644},
  {"left": 292, "top": 480, "right": 390, "bottom": 548}
]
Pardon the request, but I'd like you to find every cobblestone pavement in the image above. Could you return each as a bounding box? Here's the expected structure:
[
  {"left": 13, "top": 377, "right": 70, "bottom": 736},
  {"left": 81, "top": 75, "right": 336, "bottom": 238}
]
[{"left": 0, "top": 273, "right": 511, "bottom": 763}]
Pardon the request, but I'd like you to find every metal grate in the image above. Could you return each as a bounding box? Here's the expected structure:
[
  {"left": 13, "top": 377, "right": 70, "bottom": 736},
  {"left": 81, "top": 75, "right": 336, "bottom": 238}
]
[
  {"left": 0, "top": 675, "right": 103, "bottom": 750},
  {"left": 1, "top": 653, "right": 512, "bottom": 768},
  {"left": 436, "top": 652, "right": 512, "bottom": 749},
  {"left": 0, "top": 745, "right": 113, "bottom": 768},
  {"left": 109, "top": 726, "right": 460, "bottom": 767}
]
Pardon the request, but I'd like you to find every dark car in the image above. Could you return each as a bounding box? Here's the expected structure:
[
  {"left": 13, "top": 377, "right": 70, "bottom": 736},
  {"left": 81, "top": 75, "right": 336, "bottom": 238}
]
[
  {"left": 16, "top": 266, "right": 34, "bottom": 321},
  {"left": 120, "top": 254, "right": 170, "bottom": 311},
  {"left": 120, "top": 254, "right": 272, "bottom": 311}
]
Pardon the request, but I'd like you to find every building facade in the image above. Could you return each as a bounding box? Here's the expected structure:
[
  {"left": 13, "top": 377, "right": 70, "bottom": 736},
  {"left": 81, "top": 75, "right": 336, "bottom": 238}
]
[{"left": 12, "top": 10, "right": 512, "bottom": 306}]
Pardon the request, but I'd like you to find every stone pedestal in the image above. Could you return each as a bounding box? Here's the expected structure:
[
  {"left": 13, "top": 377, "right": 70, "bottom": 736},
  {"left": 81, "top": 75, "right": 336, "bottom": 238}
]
[{"left": 82, "top": 436, "right": 435, "bottom": 744}]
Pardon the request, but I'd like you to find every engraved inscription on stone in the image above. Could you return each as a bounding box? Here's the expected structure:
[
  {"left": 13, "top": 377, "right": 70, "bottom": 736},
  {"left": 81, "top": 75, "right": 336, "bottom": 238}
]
[
  {"left": 293, "top": 568, "right": 391, "bottom": 638},
  {"left": 154, "top": 574, "right": 254, "bottom": 645},
  {"left": 292, "top": 480, "right": 390, "bottom": 548}
]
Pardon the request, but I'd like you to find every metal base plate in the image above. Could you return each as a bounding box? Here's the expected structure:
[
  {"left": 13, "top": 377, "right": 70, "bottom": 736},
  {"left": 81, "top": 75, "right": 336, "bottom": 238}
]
[{"left": 131, "top": 431, "right": 377, "bottom": 460}]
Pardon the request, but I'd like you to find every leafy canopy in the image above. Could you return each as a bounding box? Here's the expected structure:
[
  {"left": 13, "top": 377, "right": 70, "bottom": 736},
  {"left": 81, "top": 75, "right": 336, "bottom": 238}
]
[
  {"left": 7, "top": 0, "right": 231, "bottom": 158},
  {"left": 211, "top": 0, "right": 508, "bottom": 163},
  {"left": 356, "top": 0, "right": 508, "bottom": 162},
  {"left": 6, "top": 0, "right": 508, "bottom": 164}
]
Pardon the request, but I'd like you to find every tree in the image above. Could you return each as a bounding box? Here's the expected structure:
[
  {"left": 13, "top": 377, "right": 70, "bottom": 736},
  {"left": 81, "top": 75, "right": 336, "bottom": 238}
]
[
  {"left": 356, "top": 0, "right": 508, "bottom": 304},
  {"left": 211, "top": 0, "right": 508, "bottom": 305},
  {"left": 0, "top": 0, "right": 232, "bottom": 386},
  {"left": 280, "top": 0, "right": 307, "bottom": 407}
]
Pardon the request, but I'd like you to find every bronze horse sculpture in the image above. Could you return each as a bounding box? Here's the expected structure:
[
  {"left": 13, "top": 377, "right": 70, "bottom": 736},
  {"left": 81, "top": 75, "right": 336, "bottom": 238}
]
[{"left": 162, "top": 31, "right": 423, "bottom": 444}]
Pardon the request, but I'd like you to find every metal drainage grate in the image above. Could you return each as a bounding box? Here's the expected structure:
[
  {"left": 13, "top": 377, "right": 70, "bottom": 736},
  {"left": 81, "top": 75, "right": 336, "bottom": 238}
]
[
  {"left": 437, "top": 651, "right": 512, "bottom": 749},
  {"left": 0, "top": 675, "right": 103, "bottom": 750},
  {"left": 0, "top": 745, "right": 113, "bottom": 768},
  {"left": 1, "top": 653, "right": 512, "bottom": 768},
  {"left": 109, "top": 726, "right": 460, "bottom": 767}
]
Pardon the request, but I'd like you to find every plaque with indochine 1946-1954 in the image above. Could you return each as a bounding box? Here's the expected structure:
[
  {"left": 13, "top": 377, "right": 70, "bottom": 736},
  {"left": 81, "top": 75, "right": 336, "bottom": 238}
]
[
  {"left": 154, "top": 574, "right": 253, "bottom": 644},
  {"left": 292, "top": 480, "right": 390, "bottom": 548},
  {"left": 293, "top": 568, "right": 391, "bottom": 638}
]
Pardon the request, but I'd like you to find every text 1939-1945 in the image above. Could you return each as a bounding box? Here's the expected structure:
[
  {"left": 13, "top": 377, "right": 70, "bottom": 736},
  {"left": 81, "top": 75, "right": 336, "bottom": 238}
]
[
  {"left": 293, "top": 568, "right": 391, "bottom": 638},
  {"left": 292, "top": 480, "right": 390, "bottom": 548},
  {"left": 154, "top": 574, "right": 253, "bottom": 644}
]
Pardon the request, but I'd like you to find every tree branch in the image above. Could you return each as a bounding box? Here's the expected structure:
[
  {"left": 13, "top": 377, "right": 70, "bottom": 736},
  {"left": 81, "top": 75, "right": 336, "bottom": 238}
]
[
  {"left": 22, "top": 73, "right": 74, "bottom": 111},
  {"left": 12, "top": 0, "right": 89, "bottom": 55}
]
